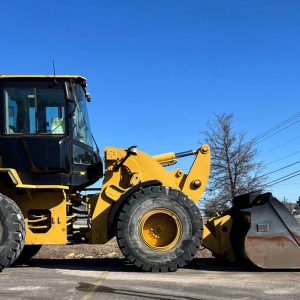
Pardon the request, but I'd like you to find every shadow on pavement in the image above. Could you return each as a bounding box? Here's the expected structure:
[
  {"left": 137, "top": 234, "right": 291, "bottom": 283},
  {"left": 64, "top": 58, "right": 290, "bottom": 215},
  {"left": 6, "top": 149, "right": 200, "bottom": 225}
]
[
  {"left": 14, "top": 258, "right": 140, "bottom": 272},
  {"left": 187, "top": 258, "right": 260, "bottom": 272},
  {"left": 12, "top": 257, "right": 266, "bottom": 273},
  {"left": 188, "top": 258, "right": 300, "bottom": 273},
  {"left": 76, "top": 282, "right": 203, "bottom": 300},
  {"left": 76, "top": 282, "right": 202, "bottom": 300}
]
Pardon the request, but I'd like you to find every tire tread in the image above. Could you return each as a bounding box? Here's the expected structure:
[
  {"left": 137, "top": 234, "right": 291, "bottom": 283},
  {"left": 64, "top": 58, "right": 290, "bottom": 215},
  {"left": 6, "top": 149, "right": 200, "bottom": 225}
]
[
  {"left": 0, "top": 193, "right": 25, "bottom": 271},
  {"left": 116, "top": 186, "right": 202, "bottom": 272}
]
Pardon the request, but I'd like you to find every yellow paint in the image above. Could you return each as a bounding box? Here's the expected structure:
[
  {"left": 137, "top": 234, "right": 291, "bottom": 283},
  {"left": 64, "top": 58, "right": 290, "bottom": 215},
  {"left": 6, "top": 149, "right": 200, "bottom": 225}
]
[
  {"left": 21, "top": 190, "right": 67, "bottom": 244},
  {"left": 202, "top": 214, "right": 235, "bottom": 261},
  {"left": 0, "top": 145, "right": 210, "bottom": 247},
  {"left": 0, "top": 168, "right": 68, "bottom": 244},
  {"left": 81, "top": 271, "right": 110, "bottom": 300},
  {"left": 90, "top": 145, "right": 210, "bottom": 243},
  {"left": 182, "top": 145, "right": 210, "bottom": 203},
  {"left": 0, "top": 180, "right": 67, "bottom": 245},
  {"left": 0, "top": 75, "right": 86, "bottom": 80},
  {"left": 152, "top": 152, "right": 177, "bottom": 166},
  {"left": 0, "top": 168, "right": 69, "bottom": 190},
  {"left": 139, "top": 208, "right": 183, "bottom": 251}
]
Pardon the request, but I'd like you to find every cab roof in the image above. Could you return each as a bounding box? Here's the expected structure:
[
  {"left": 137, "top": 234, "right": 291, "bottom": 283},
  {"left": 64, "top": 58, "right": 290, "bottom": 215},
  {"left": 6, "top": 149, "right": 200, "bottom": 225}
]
[{"left": 0, "top": 75, "right": 86, "bottom": 81}]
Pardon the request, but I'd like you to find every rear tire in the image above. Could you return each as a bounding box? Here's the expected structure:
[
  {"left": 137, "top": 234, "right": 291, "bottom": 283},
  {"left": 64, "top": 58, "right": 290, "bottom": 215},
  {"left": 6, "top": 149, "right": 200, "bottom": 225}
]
[
  {"left": 0, "top": 193, "right": 25, "bottom": 271},
  {"left": 116, "top": 186, "right": 202, "bottom": 272},
  {"left": 14, "top": 245, "right": 42, "bottom": 265}
]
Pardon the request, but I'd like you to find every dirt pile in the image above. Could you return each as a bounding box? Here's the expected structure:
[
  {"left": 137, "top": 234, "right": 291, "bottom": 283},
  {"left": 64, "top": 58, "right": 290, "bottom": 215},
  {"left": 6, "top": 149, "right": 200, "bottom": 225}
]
[{"left": 35, "top": 238, "right": 212, "bottom": 259}]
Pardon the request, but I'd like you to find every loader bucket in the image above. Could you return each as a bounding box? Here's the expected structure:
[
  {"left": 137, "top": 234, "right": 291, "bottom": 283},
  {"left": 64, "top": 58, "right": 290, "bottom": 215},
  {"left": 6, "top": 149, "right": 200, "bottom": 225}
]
[{"left": 233, "top": 192, "right": 300, "bottom": 269}]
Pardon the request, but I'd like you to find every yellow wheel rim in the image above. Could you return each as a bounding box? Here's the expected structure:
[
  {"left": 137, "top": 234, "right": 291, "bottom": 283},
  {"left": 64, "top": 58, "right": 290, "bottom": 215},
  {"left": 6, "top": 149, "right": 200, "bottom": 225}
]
[{"left": 139, "top": 208, "right": 183, "bottom": 252}]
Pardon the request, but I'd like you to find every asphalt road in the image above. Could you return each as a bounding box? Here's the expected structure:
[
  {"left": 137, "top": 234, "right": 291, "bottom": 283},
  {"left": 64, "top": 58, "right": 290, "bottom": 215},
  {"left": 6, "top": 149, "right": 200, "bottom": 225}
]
[{"left": 1, "top": 258, "right": 300, "bottom": 300}]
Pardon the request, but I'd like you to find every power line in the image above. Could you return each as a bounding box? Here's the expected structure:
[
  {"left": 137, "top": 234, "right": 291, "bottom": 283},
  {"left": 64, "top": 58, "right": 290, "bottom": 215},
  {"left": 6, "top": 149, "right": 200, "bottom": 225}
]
[
  {"left": 261, "top": 135, "right": 300, "bottom": 155},
  {"left": 264, "top": 150, "right": 300, "bottom": 166},
  {"left": 254, "top": 120, "right": 300, "bottom": 144},
  {"left": 265, "top": 172, "right": 300, "bottom": 187},
  {"left": 201, "top": 162, "right": 300, "bottom": 200},
  {"left": 254, "top": 112, "right": 300, "bottom": 140},
  {"left": 258, "top": 160, "right": 300, "bottom": 178},
  {"left": 252, "top": 112, "right": 300, "bottom": 144},
  {"left": 195, "top": 112, "right": 300, "bottom": 199},
  {"left": 200, "top": 111, "right": 300, "bottom": 155},
  {"left": 269, "top": 182, "right": 299, "bottom": 186},
  {"left": 264, "top": 169, "right": 300, "bottom": 187}
]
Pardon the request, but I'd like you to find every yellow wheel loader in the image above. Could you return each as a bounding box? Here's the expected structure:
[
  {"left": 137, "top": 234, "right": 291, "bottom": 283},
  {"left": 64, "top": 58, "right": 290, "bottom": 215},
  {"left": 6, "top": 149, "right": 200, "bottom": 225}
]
[
  {"left": 1, "top": 75, "right": 298, "bottom": 273},
  {"left": 0, "top": 75, "right": 210, "bottom": 272}
]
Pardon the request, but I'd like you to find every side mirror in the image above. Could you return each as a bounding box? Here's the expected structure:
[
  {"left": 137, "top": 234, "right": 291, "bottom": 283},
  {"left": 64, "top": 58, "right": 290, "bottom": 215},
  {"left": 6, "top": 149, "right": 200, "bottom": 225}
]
[{"left": 86, "top": 93, "right": 91, "bottom": 102}]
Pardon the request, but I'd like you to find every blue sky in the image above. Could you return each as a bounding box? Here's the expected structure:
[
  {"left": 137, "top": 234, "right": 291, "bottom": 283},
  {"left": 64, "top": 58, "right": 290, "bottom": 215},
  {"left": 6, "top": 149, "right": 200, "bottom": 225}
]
[{"left": 2, "top": 1, "right": 300, "bottom": 201}]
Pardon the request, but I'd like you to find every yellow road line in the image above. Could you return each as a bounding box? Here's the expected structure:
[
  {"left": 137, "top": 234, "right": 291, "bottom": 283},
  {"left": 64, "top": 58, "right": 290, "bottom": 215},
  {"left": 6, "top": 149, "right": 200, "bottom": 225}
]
[{"left": 81, "top": 271, "right": 110, "bottom": 300}]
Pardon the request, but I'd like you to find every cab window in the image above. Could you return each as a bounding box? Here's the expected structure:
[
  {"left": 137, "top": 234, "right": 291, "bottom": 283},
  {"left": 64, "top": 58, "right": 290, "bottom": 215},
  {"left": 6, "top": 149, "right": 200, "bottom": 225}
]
[
  {"left": 4, "top": 87, "right": 65, "bottom": 134},
  {"left": 73, "top": 84, "right": 93, "bottom": 147}
]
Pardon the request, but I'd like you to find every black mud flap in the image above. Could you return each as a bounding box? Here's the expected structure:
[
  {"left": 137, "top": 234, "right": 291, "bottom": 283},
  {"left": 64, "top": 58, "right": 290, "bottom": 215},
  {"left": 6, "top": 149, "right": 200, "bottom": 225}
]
[{"left": 235, "top": 192, "right": 300, "bottom": 269}]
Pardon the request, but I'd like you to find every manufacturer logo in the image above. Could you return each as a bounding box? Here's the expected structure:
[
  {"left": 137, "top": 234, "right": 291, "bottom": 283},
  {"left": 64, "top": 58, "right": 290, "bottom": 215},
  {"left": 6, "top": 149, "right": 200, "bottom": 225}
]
[{"left": 257, "top": 223, "right": 270, "bottom": 232}]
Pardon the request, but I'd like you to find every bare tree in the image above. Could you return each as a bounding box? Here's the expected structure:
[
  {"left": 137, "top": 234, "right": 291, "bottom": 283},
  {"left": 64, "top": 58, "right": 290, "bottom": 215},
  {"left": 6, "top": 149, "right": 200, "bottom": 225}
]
[{"left": 202, "top": 113, "right": 266, "bottom": 217}]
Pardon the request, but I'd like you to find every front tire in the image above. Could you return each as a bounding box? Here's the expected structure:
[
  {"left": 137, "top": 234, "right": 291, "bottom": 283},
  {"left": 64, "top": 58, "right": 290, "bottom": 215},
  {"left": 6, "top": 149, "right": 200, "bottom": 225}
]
[
  {"left": 0, "top": 193, "right": 25, "bottom": 271},
  {"left": 116, "top": 186, "right": 202, "bottom": 272}
]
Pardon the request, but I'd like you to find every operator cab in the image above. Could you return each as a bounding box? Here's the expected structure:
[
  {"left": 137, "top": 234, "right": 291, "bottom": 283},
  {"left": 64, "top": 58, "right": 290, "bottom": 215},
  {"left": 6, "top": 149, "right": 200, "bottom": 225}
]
[{"left": 0, "top": 75, "right": 103, "bottom": 190}]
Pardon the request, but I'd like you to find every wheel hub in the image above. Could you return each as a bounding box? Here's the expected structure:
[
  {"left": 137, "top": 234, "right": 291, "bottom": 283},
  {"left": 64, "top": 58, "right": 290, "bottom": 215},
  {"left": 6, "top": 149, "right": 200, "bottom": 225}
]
[{"left": 139, "top": 208, "right": 183, "bottom": 251}]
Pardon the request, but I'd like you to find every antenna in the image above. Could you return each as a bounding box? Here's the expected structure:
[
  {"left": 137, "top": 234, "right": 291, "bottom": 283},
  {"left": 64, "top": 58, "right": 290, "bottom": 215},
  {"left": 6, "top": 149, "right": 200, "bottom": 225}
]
[{"left": 52, "top": 59, "right": 58, "bottom": 86}]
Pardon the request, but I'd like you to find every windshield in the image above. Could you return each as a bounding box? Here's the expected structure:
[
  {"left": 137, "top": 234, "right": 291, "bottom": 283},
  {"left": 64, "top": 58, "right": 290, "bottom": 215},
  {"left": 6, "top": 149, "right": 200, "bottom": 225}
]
[
  {"left": 4, "top": 87, "right": 65, "bottom": 134},
  {"left": 73, "top": 84, "right": 93, "bottom": 148}
]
